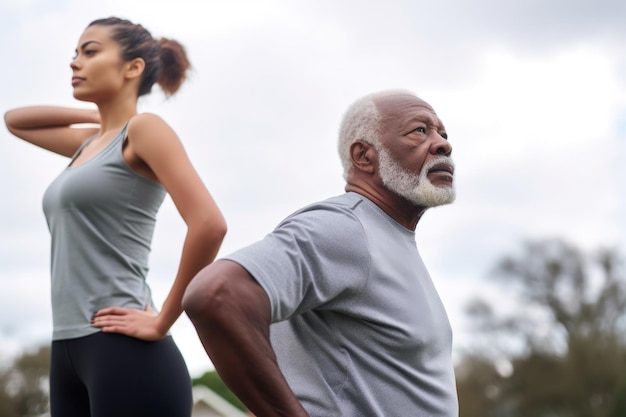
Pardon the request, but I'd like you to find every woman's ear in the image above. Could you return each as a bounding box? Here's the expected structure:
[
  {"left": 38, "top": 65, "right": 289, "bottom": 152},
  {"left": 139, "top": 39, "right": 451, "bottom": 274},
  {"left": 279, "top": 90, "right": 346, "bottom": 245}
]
[
  {"left": 349, "top": 140, "right": 377, "bottom": 174},
  {"left": 124, "top": 57, "right": 145, "bottom": 80}
]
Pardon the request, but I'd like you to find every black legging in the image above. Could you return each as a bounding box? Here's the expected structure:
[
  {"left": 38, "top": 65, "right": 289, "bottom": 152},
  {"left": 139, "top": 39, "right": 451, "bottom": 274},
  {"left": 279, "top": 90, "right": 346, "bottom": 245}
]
[{"left": 50, "top": 332, "right": 192, "bottom": 417}]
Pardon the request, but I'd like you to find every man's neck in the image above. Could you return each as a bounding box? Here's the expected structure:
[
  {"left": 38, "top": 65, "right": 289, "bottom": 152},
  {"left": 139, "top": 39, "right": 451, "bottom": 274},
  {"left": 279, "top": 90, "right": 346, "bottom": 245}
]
[{"left": 344, "top": 183, "right": 426, "bottom": 230}]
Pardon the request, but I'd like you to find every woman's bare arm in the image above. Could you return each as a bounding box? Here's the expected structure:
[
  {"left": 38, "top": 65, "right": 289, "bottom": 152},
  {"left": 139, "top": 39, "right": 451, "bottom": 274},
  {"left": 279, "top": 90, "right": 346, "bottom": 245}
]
[
  {"left": 92, "top": 113, "right": 227, "bottom": 340},
  {"left": 4, "top": 106, "right": 100, "bottom": 156}
]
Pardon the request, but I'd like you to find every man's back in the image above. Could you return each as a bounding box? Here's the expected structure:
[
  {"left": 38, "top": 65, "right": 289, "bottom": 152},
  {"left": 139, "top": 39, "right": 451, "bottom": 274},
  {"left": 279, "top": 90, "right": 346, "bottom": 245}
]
[
  {"left": 183, "top": 90, "right": 458, "bottom": 417},
  {"left": 226, "top": 192, "right": 458, "bottom": 416}
]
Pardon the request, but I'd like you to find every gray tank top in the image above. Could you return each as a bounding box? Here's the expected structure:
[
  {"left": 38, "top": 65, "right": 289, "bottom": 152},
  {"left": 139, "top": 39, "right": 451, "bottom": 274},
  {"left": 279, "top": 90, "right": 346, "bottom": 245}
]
[{"left": 42, "top": 124, "right": 166, "bottom": 340}]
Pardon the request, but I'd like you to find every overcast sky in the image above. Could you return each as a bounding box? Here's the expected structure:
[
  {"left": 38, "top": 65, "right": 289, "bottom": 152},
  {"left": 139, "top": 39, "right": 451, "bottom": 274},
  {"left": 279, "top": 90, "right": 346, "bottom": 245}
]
[{"left": 1, "top": 0, "right": 624, "bottom": 376}]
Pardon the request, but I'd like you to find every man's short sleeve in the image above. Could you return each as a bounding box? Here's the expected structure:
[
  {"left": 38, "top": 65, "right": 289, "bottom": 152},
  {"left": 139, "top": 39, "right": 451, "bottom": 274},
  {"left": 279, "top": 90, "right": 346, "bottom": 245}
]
[{"left": 224, "top": 202, "right": 371, "bottom": 322}]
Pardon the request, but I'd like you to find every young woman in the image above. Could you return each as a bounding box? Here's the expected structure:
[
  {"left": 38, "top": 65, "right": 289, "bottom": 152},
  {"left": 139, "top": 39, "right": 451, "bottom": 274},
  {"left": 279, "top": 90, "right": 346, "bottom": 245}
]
[{"left": 4, "top": 17, "right": 227, "bottom": 417}]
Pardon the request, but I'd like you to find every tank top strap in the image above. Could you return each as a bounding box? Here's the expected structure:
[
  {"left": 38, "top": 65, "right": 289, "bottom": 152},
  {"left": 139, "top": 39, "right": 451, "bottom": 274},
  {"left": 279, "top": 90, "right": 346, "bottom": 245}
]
[
  {"left": 68, "top": 134, "right": 98, "bottom": 166},
  {"left": 114, "top": 121, "right": 131, "bottom": 147},
  {"left": 74, "top": 134, "right": 97, "bottom": 155},
  {"left": 119, "top": 121, "right": 130, "bottom": 140}
]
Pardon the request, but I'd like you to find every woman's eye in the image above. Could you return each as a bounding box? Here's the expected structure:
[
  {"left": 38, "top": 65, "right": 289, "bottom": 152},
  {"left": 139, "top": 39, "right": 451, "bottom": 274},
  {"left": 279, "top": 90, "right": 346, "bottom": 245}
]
[{"left": 84, "top": 50, "right": 96, "bottom": 56}]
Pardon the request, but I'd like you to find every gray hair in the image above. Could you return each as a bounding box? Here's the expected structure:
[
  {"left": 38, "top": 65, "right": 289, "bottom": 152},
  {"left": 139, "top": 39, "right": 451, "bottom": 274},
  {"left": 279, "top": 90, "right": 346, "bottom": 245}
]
[{"left": 337, "top": 89, "right": 417, "bottom": 179}]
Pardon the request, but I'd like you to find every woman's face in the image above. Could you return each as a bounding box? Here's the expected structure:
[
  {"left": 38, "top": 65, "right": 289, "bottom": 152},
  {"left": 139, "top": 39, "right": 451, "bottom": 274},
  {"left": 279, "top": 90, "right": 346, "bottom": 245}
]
[{"left": 70, "top": 25, "right": 127, "bottom": 103}]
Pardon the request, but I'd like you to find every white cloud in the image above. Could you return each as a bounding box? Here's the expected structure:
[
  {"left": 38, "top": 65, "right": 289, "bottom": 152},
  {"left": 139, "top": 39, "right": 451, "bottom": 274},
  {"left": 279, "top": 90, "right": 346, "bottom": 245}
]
[{"left": 1, "top": 0, "right": 625, "bottom": 377}]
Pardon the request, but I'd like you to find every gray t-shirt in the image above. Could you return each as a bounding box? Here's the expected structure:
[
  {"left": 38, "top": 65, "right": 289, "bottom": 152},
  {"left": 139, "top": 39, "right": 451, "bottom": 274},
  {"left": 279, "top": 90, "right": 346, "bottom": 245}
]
[
  {"left": 226, "top": 192, "right": 458, "bottom": 417},
  {"left": 42, "top": 125, "right": 165, "bottom": 340}
]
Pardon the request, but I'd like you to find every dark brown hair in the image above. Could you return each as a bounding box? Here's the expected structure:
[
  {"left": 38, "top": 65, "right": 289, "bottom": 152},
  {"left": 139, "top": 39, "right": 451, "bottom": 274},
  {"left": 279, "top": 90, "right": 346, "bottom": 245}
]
[{"left": 88, "top": 17, "right": 191, "bottom": 97}]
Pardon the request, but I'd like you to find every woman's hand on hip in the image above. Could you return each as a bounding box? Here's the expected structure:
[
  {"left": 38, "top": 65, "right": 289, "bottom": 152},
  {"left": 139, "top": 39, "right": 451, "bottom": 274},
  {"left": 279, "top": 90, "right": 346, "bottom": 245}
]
[{"left": 91, "top": 305, "right": 167, "bottom": 341}]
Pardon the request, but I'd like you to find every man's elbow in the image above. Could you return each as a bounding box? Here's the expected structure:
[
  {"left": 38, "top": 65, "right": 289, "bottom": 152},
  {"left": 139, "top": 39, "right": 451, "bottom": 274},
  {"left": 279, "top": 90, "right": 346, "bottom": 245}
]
[
  {"left": 184, "top": 260, "right": 271, "bottom": 334},
  {"left": 183, "top": 265, "right": 222, "bottom": 322}
]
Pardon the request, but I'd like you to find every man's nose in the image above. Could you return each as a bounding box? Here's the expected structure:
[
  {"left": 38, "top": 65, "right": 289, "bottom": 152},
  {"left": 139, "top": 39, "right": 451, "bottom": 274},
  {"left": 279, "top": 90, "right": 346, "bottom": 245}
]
[{"left": 432, "top": 134, "right": 452, "bottom": 156}]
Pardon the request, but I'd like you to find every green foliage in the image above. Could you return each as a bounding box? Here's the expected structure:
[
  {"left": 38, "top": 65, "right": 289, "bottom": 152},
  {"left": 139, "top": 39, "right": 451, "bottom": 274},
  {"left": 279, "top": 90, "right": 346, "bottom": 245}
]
[
  {"left": 0, "top": 345, "right": 51, "bottom": 417},
  {"left": 457, "top": 239, "right": 626, "bottom": 417},
  {"left": 456, "top": 355, "right": 508, "bottom": 417},
  {"left": 192, "top": 369, "right": 247, "bottom": 411}
]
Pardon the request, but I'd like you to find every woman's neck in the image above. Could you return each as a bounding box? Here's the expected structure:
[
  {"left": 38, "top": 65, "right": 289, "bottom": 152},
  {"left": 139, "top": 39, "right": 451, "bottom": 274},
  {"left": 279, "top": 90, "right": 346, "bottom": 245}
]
[{"left": 96, "top": 92, "right": 138, "bottom": 134}]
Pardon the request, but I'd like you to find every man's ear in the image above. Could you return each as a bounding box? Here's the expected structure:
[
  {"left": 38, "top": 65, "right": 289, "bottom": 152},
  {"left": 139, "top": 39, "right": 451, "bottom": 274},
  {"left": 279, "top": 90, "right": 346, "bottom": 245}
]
[
  {"left": 124, "top": 58, "right": 145, "bottom": 81},
  {"left": 349, "top": 141, "right": 377, "bottom": 174}
]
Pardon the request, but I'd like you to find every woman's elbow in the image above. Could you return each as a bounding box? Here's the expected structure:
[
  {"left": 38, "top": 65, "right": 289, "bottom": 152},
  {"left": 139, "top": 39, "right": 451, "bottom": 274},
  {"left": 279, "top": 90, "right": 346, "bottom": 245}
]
[
  {"left": 211, "top": 217, "right": 228, "bottom": 244},
  {"left": 4, "top": 110, "right": 17, "bottom": 132},
  {"left": 201, "top": 212, "right": 227, "bottom": 245}
]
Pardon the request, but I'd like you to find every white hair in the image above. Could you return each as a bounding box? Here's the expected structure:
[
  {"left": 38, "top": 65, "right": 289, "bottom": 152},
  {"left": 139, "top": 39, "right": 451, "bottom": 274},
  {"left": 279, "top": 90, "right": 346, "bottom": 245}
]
[{"left": 337, "top": 89, "right": 418, "bottom": 179}]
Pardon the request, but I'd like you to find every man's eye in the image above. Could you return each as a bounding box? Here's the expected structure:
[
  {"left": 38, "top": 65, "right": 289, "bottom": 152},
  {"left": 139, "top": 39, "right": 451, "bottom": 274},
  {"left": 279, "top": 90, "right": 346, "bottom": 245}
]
[{"left": 415, "top": 127, "right": 427, "bottom": 134}]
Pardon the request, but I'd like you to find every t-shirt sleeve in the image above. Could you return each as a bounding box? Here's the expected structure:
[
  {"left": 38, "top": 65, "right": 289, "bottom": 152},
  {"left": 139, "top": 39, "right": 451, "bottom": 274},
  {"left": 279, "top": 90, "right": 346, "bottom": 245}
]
[{"left": 224, "top": 203, "right": 371, "bottom": 322}]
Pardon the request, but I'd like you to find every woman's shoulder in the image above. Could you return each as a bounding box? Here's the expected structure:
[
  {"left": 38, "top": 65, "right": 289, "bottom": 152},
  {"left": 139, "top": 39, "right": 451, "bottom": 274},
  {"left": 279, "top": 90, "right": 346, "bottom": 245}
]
[
  {"left": 127, "top": 112, "right": 169, "bottom": 132},
  {"left": 126, "top": 113, "right": 178, "bottom": 144}
]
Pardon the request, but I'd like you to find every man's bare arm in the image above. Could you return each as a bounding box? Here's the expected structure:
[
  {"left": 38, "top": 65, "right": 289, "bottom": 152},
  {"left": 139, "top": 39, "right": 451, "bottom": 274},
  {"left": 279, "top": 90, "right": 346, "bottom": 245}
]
[{"left": 183, "top": 260, "right": 309, "bottom": 417}]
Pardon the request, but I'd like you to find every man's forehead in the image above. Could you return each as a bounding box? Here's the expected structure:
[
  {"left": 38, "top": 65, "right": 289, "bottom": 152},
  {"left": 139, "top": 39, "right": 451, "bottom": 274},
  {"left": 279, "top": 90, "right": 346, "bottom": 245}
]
[
  {"left": 374, "top": 94, "right": 442, "bottom": 129},
  {"left": 374, "top": 94, "right": 435, "bottom": 117}
]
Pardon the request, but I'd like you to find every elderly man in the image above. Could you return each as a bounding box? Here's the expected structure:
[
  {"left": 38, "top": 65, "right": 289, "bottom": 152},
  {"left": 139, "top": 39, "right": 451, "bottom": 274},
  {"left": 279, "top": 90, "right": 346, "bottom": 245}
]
[{"left": 183, "top": 90, "right": 459, "bottom": 417}]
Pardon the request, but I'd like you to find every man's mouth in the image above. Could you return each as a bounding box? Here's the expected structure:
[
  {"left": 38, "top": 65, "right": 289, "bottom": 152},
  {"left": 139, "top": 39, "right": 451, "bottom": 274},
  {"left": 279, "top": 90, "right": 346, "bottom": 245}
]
[{"left": 427, "top": 162, "right": 454, "bottom": 176}]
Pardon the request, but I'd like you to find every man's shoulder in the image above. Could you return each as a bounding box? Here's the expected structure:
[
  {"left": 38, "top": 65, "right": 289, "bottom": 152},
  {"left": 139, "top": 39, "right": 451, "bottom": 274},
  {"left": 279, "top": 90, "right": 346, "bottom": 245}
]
[
  {"left": 293, "top": 192, "right": 370, "bottom": 217},
  {"left": 275, "top": 193, "right": 370, "bottom": 240}
]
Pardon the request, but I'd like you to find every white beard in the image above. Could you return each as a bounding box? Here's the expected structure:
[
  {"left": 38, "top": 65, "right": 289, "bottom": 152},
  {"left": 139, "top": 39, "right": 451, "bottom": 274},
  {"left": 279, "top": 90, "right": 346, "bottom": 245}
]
[{"left": 377, "top": 147, "right": 456, "bottom": 207}]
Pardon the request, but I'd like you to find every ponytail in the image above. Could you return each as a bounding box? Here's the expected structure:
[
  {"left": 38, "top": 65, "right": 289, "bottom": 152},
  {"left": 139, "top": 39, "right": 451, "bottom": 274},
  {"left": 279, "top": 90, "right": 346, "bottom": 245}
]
[{"left": 156, "top": 38, "right": 190, "bottom": 96}]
